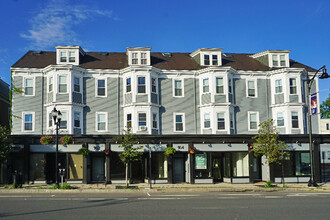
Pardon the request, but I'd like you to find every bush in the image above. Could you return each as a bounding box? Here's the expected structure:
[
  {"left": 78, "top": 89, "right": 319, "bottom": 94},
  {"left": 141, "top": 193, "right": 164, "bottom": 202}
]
[
  {"left": 49, "top": 183, "right": 76, "bottom": 189},
  {"left": 265, "top": 180, "right": 272, "bottom": 188},
  {"left": 164, "top": 147, "right": 176, "bottom": 156},
  {"left": 78, "top": 147, "right": 89, "bottom": 156}
]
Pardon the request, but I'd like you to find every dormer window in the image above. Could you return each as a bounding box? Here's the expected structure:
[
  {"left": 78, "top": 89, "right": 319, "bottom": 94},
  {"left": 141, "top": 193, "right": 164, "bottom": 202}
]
[
  {"left": 212, "top": 55, "right": 218, "bottom": 65},
  {"left": 60, "top": 51, "right": 67, "bottom": 62},
  {"left": 250, "top": 50, "right": 290, "bottom": 68},
  {"left": 127, "top": 47, "right": 151, "bottom": 66},
  {"left": 203, "top": 54, "right": 219, "bottom": 66},
  {"left": 190, "top": 48, "right": 223, "bottom": 66},
  {"left": 204, "top": 55, "right": 210, "bottom": 65},
  {"left": 69, "top": 51, "right": 75, "bottom": 62},
  {"left": 272, "top": 54, "right": 286, "bottom": 67}
]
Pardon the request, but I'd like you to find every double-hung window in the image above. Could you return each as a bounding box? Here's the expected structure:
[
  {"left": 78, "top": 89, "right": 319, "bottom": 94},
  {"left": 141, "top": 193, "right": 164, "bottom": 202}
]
[
  {"left": 217, "top": 113, "right": 225, "bottom": 130},
  {"left": 230, "top": 113, "right": 234, "bottom": 130},
  {"left": 228, "top": 79, "right": 232, "bottom": 94},
  {"left": 204, "top": 113, "right": 210, "bottom": 129},
  {"left": 174, "top": 113, "right": 184, "bottom": 132},
  {"left": 289, "top": 78, "right": 297, "bottom": 94},
  {"left": 126, "top": 114, "right": 132, "bottom": 128},
  {"left": 203, "top": 78, "right": 209, "bottom": 93},
  {"left": 60, "top": 112, "right": 67, "bottom": 129},
  {"left": 277, "top": 112, "right": 284, "bottom": 127},
  {"left": 23, "top": 113, "right": 33, "bottom": 131},
  {"left": 138, "top": 113, "right": 147, "bottom": 127},
  {"left": 249, "top": 112, "right": 258, "bottom": 130},
  {"left": 141, "top": 53, "right": 147, "bottom": 65},
  {"left": 49, "top": 113, "right": 53, "bottom": 128},
  {"left": 204, "top": 55, "right": 210, "bottom": 65},
  {"left": 280, "top": 55, "right": 286, "bottom": 66},
  {"left": 216, "top": 77, "right": 224, "bottom": 94},
  {"left": 132, "top": 53, "right": 138, "bottom": 64},
  {"left": 152, "top": 113, "right": 157, "bottom": 129},
  {"left": 74, "top": 77, "right": 80, "bottom": 93},
  {"left": 174, "top": 79, "right": 182, "bottom": 97},
  {"left": 58, "top": 76, "right": 67, "bottom": 93},
  {"left": 151, "top": 78, "right": 157, "bottom": 93},
  {"left": 97, "top": 113, "right": 107, "bottom": 131},
  {"left": 74, "top": 112, "right": 80, "bottom": 128},
  {"left": 291, "top": 112, "right": 299, "bottom": 128},
  {"left": 48, "top": 77, "right": 53, "bottom": 92},
  {"left": 126, "top": 78, "right": 131, "bottom": 93},
  {"left": 275, "top": 79, "right": 282, "bottom": 93},
  {"left": 272, "top": 55, "right": 278, "bottom": 66},
  {"left": 60, "top": 51, "right": 67, "bottom": 62},
  {"left": 247, "top": 80, "right": 256, "bottom": 97},
  {"left": 25, "top": 78, "right": 34, "bottom": 95},
  {"left": 69, "top": 51, "right": 75, "bottom": 62},
  {"left": 138, "top": 77, "right": 146, "bottom": 93},
  {"left": 212, "top": 55, "right": 218, "bottom": 65},
  {"left": 97, "top": 79, "right": 106, "bottom": 96}
]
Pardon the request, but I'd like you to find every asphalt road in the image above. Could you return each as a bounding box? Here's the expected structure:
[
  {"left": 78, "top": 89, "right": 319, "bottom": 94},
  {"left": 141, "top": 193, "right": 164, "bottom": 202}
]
[{"left": 0, "top": 192, "right": 330, "bottom": 220}]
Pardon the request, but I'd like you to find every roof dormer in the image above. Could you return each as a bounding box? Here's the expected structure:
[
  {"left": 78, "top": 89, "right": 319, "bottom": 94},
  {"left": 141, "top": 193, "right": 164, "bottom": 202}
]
[
  {"left": 55, "top": 46, "right": 85, "bottom": 65},
  {"left": 190, "top": 48, "right": 223, "bottom": 67},
  {"left": 126, "top": 47, "right": 151, "bottom": 66},
  {"left": 250, "top": 50, "right": 291, "bottom": 68}
]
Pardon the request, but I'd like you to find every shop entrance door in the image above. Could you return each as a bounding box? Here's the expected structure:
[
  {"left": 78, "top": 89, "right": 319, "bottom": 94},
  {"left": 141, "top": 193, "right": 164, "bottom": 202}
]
[
  {"left": 173, "top": 157, "right": 185, "bottom": 183},
  {"left": 212, "top": 157, "right": 222, "bottom": 182},
  {"left": 91, "top": 155, "right": 105, "bottom": 182},
  {"left": 252, "top": 156, "right": 262, "bottom": 182}
]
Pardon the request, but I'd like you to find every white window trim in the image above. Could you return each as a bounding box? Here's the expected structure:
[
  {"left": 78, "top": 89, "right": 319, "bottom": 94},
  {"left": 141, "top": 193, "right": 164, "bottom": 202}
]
[
  {"left": 291, "top": 111, "right": 299, "bottom": 129},
  {"left": 202, "top": 78, "right": 210, "bottom": 94},
  {"left": 215, "top": 77, "right": 224, "bottom": 94},
  {"left": 173, "top": 113, "right": 185, "bottom": 132},
  {"left": 275, "top": 79, "right": 283, "bottom": 94},
  {"left": 128, "top": 51, "right": 150, "bottom": 66},
  {"left": 276, "top": 112, "right": 285, "bottom": 127},
  {"left": 152, "top": 112, "right": 158, "bottom": 129},
  {"left": 203, "top": 113, "right": 211, "bottom": 129},
  {"left": 200, "top": 52, "right": 221, "bottom": 66},
  {"left": 22, "top": 112, "right": 35, "bottom": 132},
  {"left": 248, "top": 111, "right": 259, "bottom": 131},
  {"left": 246, "top": 79, "right": 258, "bottom": 98},
  {"left": 173, "top": 78, "right": 184, "bottom": 97},
  {"left": 125, "top": 113, "right": 132, "bottom": 130},
  {"left": 125, "top": 77, "right": 132, "bottom": 94},
  {"left": 269, "top": 53, "right": 289, "bottom": 68},
  {"left": 137, "top": 76, "right": 147, "bottom": 94},
  {"left": 48, "top": 76, "right": 53, "bottom": 93},
  {"left": 289, "top": 78, "right": 297, "bottom": 95},
  {"left": 137, "top": 112, "right": 148, "bottom": 131},
  {"left": 23, "top": 77, "right": 35, "bottom": 96},
  {"left": 58, "top": 74, "right": 68, "bottom": 94},
  {"left": 216, "top": 112, "right": 226, "bottom": 130},
  {"left": 96, "top": 112, "right": 108, "bottom": 132},
  {"left": 151, "top": 77, "right": 158, "bottom": 94},
  {"left": 73, "top": 76, "right": 81, "bottom": 93},
  {"left": 95, "top": 77, "right": 107, "bottom": 97}
]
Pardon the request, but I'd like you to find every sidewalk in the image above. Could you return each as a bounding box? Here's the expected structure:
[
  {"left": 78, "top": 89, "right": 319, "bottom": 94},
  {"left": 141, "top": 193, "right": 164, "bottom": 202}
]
[{"left": 1, "top": 182, "right": 330, "bottom": 193}]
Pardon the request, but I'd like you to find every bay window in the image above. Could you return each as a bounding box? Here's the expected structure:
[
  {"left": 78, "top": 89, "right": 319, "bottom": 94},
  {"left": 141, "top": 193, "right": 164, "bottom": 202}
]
[
  {"left": 204, "top": 113, "right": 210, "bottom": 128},
  {"left": 217, "top": 113, "right": 225, "bottom": 130},
  {"left": 203, "top": 78, "right": 209, "bottom": 93},
  {"left": 216, "top": 77, "right": 223, "bottom": 94},
  {"left": 59, "top": 76, "right": 67, "bottom": 93},
  {"left": 138, "top": 77, "right": 146, "bottom": 93}
]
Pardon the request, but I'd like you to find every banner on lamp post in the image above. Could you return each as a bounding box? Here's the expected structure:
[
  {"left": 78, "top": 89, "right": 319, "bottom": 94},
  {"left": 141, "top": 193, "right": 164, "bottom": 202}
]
[{"left": 311, "top": 93, "right": 317, "bottom": 115}]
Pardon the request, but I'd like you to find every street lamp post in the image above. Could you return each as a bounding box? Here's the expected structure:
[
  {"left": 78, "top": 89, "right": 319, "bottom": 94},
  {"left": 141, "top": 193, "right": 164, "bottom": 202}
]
[
  {"left": 306, "top": 65, "right": 329, "bottom": 187},
  {"left": 51, "top": 107, "right": 62, "bottom": 186}
]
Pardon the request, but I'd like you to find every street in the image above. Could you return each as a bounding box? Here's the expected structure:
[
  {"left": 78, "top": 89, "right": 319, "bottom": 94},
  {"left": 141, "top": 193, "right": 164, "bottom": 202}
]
[{"left": 0, "top": 192, "right": 330, "bottom": 219}]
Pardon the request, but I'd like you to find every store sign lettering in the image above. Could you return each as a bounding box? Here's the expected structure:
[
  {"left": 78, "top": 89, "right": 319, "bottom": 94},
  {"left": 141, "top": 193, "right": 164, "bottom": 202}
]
[{"left": 195, "top": 154, "right": 207, "bottom": 169}]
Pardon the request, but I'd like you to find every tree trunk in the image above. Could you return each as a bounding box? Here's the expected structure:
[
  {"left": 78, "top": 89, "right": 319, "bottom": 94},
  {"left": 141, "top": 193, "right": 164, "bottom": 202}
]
[
  {"left": 125, "top": 162, "right": 129, "bottom": 187},
  {"left": 265, "top": 157, "right": 270, "bottom": 182}
]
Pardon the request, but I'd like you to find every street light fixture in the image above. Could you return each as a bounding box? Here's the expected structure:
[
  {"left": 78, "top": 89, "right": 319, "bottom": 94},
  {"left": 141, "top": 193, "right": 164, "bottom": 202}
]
[
  {"left": 307, "top": 65, "right": 329, "bottom": 187},
  {"left": 51, "top": 107, "right": 62, "bottom": 186}
]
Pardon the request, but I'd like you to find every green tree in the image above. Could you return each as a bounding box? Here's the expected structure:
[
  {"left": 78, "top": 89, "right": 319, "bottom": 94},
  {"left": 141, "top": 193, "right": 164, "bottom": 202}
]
[
  {"left": 113, "top": 127, "right": 143, "bottom": 187},
  {"left": 251, "top": 119, "right": 288, "bottom": 181},
  {"left": 0, "top": 125, "right": 11, "bottom": 162},
  {"left": 320, "top": 90, "right": 330, "bottom": 118}
]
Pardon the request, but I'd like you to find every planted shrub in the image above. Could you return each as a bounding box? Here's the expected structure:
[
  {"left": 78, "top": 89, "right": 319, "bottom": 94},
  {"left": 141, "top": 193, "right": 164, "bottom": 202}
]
[
  {"left": 60, "top": 136, "right": 73, "bottom": 145},
  {"left": 78, "top": 147, "right": 89, "bottom": 156},
  {"left": 40, "top": 136, "right": 54, "bottom": 145},
  {"left": 164, "top": 147, "right": 176, "bottom": 156}
]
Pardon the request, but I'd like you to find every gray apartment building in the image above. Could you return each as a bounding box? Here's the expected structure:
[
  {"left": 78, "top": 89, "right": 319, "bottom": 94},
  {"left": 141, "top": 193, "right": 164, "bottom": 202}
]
[{"left": 8, "top": 46, "right": 328, "bottom": 184}]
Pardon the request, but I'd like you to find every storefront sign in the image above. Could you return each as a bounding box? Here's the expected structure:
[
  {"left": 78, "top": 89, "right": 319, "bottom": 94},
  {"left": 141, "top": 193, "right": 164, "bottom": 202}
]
[
  {"left": 195, "top": 153, "right": 207, "bottom": 169},
  {"left": 173, "top": 144, "right": 188, "bottom": 152}
]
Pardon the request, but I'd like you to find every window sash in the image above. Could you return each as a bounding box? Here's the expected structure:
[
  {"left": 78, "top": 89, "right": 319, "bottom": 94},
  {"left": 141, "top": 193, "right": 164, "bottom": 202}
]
[
  {"left": 69, "top": 51, "right": 75, "bottom": 62},
  {"left": 127, "top": 114, "right": 132, "bottom": 128},
  {"left": 291, "top": 112, "right": 299, "bottom": 128},
  {"left": 290, "top": 78, "right": 297, "bottom": 94},
  {"left": 97, "top": 79, "right": 106, "bottom": 96},
  {"left": 272, "top": 55, "right": 278, "bottom": 66},
  {"left": 275, "top": 79, "right": 282, "bottom": 93},
  {"left": 59, "top": 112, "right": 67, "bottom": 129},
  {"left": 204, "top": 113, "right": 210, "bottom": 128},
  {"left": 249, "top": 113, "right": 257, "bottom": 129},
  {"left": 24, "top": 114, "right": 33, "bottom": 131},
  {"left": 60, "top": 51, "right": 67, "bottom": 62},
  {"left": 216, "top": 77, "right": 224, "bottom": 94},
  {"left": 203, "top": 79, "right": 209, "bottom": 93},
  {"left": 25, "top": 78, "right": 33, "bottom": 95},
  {"left": 174, "top": 80, "right": 182, "bottom": 96},
  {"left": 152, "top": 78, "right": 156, "bottom": 93},
  {"left": 204, "top": 55, "right": 210, "bottom": 65},
  {"left": 49, "top": 77, "right": 53, "bottom": 92},
  {"left": 74, "top": 77, "right": 80, "bottom": 92},
  {"left": 247, "top": 81, "right": 255, "bottom": 97},
  {"left": 175, "top": 115, "right": 183, "bottom": 131},
  {"left": 138, "top": 113, "right": 146, "bottom": 126},
  {"left": 126, "top": 78, "right": 131, "bottom": 93},
  {"left": 280, "top": 55, "right": 285, "bottom": 66},
  {"left": 74, "top": 113, "right": 80, "bottom": 128},
  {"left": 59, "top": 76, "right": 67, "bottom": 93},
  {"left": 212, "top": 55, "right": 218, "bottom": 65},
  {"left": 277, "top": 112, "right": 284, "bottom": 126},
  {"left": 217, "top": 113, "right": 225, "bottom": 130},
  {"left": 152, "top": 113, "right": 157, "bottom": 129},
  {"left": 97, "top": 114, "right": 106, "bottom": 131},
  {"left": 138, "top": 77, "right": 146, "bottom": 93}
]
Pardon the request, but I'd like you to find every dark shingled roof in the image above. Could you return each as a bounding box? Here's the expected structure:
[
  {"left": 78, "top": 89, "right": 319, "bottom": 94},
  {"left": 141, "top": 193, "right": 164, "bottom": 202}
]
[{"left": 12, "top": 51, "right": 316, "bottom": 72}]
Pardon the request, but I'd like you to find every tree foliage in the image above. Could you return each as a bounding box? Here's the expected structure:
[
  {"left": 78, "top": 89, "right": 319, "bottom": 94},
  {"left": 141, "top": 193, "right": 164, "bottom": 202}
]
[
  {"left": 320, "top": 90, "right": 330, "bottom": 118},
  {"left": 251, "top": 119, "right": 288, "bottom": 165},
  {"left": 113, "top": 127, "right": 143, "bottom": 186},
  {"left": 0, "top": 125, "right": 11, "bottom": 161}
]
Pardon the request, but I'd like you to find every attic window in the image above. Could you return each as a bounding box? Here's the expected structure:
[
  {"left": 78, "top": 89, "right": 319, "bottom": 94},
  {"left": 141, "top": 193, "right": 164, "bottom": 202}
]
[
  {"left": 272, "top": 54, "right": 286, "bottom": 67},
  {"left": 69, "top": 51, "right": 75, "bottom": 62},
  {"left": 203, "top": 54, "right": 218, "bottom": 66},
  {"left": 60, "top": 51, "right": 67, "bottom": 62}
]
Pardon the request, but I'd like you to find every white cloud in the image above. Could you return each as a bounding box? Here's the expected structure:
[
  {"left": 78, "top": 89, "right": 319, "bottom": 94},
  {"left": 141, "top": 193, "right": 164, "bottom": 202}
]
[{"left": 21, "top": 0, "right": 116, "bottom": 49}]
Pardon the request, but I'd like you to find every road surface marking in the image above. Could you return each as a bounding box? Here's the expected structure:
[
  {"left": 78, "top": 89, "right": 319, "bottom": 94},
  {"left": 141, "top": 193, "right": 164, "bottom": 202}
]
[
  {"left": 264, "top": 196, "right": 282, "bottom": 199},
  {"left": 0, "top": 196, "right": 32, "bottom": 198},
  {"left": 157, "top": 194, "right": 199, "bottom": 197},
  {"left": 224, "top": 194, "right": 261, "bottom": 196},
  {"left": 147, "top": 192, "right": 151, "bottom": 196}
]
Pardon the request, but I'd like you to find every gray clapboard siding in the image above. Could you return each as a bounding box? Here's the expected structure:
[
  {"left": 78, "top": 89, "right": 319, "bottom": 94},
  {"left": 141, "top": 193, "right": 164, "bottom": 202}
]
[
  {"left": 74, "top": 128, "right": 81, "bottom": 134},
  {"left": 136, "top": 94, "right": 148, "bottom": 103},
  {"left": 48, "top": 92, "right": 53, "bottom": 103},
  {"left": 151, "top": 93, "right": 158, "bottom": 104},
  {"left": 56, "top": 93, "right": 69, "bottom": 102},
  {"left": 201, "top": 93, "right": 211, "bottom": 104},
  {"left": 235, "top": 79, "right": 269, "bottom": 134},
  {"left": 125, "top": 93, "right": 132, "bottom": 104},
  {"left": 215, "top": 95, "right": 226, "bottom": 103},
  {"left": 159, "top": 78, "right": 196, "bottom": 134},
  {"left": 275, "top": 94, "right": 284, "bottom": 104}
]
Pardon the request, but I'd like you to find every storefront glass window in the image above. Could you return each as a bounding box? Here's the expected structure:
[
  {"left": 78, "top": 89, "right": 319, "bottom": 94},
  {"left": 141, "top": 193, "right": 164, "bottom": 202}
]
[
  {"left": 111, "top": 152, "right": 125, "bottom": 180},
  {"left": 295, "top": 152, "right": 310, "bottom": 176},
  {"left": 151, "top": 153, "right": 168, "bottom": 178},
  {"left": 223, "top": 153, "right": 231, "bottom": 177},
  {"left": 29, "top": 153, "right": 46, "bottom": 181},
  {"left": 232, "top": 152, "right": 249, "bottom": 177},
  {"left": 195, "top": 153, "right": 211, "bottom": 178}
]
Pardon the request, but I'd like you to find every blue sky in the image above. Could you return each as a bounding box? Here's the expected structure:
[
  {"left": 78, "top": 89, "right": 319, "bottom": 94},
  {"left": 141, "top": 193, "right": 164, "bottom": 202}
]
[{"left": 1, "top": 0, "right": 329, "bottom": 101}]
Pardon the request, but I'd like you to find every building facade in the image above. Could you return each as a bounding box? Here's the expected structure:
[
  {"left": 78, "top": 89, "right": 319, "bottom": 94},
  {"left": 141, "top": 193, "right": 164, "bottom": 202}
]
[{"left": 9, "top": 46, "right": 328, "bottom": 184}]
